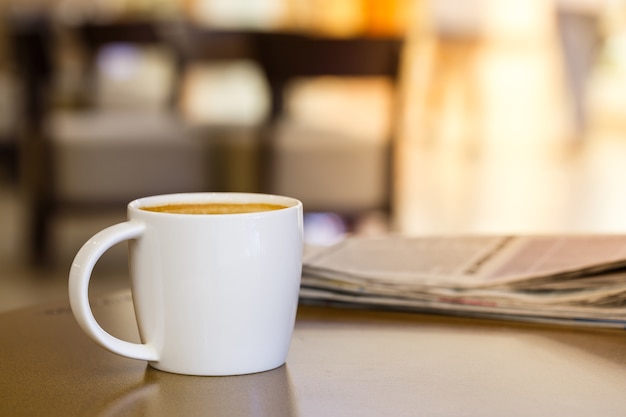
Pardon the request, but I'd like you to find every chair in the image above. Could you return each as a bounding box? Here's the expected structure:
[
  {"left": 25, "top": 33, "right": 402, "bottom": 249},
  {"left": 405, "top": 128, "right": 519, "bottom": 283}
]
[
  {"left": 13, "top": 20, "right": 211, "bottom": 264},
  {"left": 163, "top": 26, "right": 267, "bottom": 193},
  {"left": 253, "top": 32, "right": 403, "bottom": 228}
]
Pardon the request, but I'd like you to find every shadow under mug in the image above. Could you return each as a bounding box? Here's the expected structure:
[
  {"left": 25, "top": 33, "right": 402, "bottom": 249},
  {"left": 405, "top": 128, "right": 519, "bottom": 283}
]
[{"left": 69, "top": 192, "right": 304, "bottom": 376}]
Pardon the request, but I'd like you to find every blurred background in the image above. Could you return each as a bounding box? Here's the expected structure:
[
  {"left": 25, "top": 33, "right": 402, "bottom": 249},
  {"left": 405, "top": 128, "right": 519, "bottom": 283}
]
[{"left": 2, "top": 0, "right": 626, "bottom": 312}]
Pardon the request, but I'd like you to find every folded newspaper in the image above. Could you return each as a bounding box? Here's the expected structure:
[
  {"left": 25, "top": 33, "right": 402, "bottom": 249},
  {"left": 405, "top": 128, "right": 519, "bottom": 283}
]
[{"left": 300, "top": 235, "right": 626, "bottom": 328}]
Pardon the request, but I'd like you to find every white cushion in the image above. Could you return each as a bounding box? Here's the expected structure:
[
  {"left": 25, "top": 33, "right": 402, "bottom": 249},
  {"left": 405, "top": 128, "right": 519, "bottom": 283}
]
[
  {"left": 269, "top": 121, "right": 389, "bottom": 212},
  {"left": 47, "top": 110, "right": 211, "bottom": 202}
]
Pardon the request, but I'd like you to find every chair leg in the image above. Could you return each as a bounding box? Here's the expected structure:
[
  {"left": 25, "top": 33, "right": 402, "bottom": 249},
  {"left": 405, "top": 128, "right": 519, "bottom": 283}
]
[
  {"left": 29, "top": 199, "right": 51, "bottom": 265},
  {"left": 19, "top": 135, "right": 53, "bottom": 265}
]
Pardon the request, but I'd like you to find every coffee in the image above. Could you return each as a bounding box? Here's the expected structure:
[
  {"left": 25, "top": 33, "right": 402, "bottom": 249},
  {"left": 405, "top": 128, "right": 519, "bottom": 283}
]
[{"left": 141, "top": 202, "right": 288, "bottom": 215}]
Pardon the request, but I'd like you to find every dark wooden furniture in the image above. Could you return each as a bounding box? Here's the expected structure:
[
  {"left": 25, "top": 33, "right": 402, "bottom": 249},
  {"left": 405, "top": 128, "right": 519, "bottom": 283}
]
[
  {"left": 253, "top": 32, "right": 403, "bottom": 222},
  {"left": 254, "top": 32, "right": 403, "bottom": 120},
  {"left": 11, "top": 19, "right": 403, "bottom": 263},
  {"left": 10, "top": 20, "right": 182, "bottom": 264}
]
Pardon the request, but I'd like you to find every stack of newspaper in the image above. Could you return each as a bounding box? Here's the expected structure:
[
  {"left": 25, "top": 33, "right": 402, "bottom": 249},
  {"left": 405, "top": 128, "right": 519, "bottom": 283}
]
[{"left": 300, "top": 235, "right": 626, "bottom": 328}]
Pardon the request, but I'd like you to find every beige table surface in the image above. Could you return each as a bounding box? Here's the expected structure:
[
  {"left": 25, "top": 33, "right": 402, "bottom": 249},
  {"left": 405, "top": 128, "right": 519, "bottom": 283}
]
[{"left": 2, "top": 290, "right": 626, "bottom": 417}]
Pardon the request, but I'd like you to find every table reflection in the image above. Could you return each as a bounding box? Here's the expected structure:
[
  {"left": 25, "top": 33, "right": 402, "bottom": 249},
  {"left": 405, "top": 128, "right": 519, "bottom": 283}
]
[{"left": 96, "top": 365, "right": 298, "bottom": 417}]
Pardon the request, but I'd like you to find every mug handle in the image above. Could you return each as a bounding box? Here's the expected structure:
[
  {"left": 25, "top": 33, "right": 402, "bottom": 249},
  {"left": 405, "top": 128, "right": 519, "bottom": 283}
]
[{"left": 69, "top": 220, "right": 158, "bottom": 361}]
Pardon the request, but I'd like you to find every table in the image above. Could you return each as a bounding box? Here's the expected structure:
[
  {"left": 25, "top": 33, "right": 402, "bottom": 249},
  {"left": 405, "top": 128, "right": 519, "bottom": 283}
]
[{"left": 2, "top": 290, "right": 626, "bottom": 416}]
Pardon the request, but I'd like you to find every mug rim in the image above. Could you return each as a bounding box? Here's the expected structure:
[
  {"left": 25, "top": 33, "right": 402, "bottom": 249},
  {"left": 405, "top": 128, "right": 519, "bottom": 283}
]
[{"left": 128, "top": 192, "right": 302, "bottom": 217}]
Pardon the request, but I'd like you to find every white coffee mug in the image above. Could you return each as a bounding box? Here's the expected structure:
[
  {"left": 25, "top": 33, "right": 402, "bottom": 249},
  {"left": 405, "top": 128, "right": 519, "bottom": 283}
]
[{"left": 69, "top": 192, "right": 303, "bottom": 376}]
